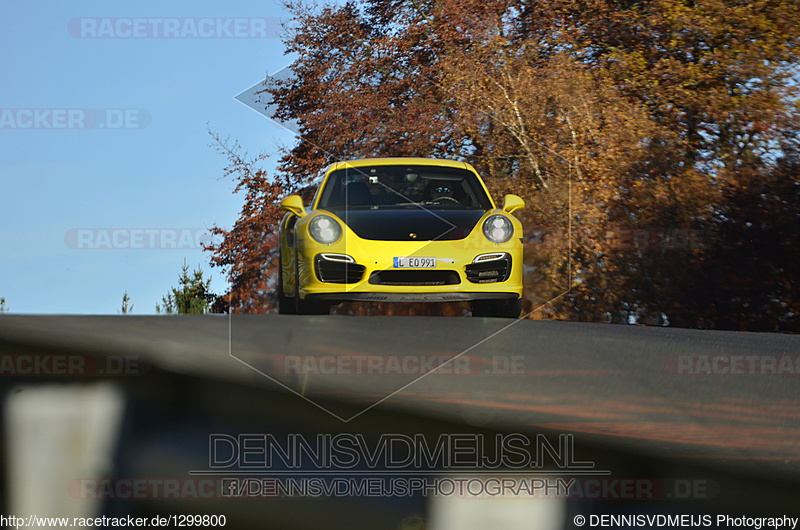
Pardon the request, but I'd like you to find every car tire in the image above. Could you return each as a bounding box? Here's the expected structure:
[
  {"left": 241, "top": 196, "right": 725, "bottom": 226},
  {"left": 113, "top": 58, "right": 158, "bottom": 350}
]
[
  {"left": 294, "top": 248, "right": 330, "bottom": 315},
  {"left": 471, "top": 298, "right": 522, "bottom": 319},
  {"left": 277, "top": 247, "right": 296, "bottom": 315},
  {"left": 296, "top": 296, "right": 329, "bottom": 315}
]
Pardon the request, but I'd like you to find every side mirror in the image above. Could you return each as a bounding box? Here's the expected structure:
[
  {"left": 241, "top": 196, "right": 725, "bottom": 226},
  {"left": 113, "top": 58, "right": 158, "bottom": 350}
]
[
  {"left": 280, "top": 195, "right": 307, "bottom": 217},
  {"left": 502, "top": 194, "right": 525, "bottom": 214}
]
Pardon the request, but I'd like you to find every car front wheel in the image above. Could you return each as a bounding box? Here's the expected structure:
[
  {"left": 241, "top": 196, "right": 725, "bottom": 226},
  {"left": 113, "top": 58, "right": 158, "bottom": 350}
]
[{"left": 277, "top": 248, "right": 295, "bottom": 315}]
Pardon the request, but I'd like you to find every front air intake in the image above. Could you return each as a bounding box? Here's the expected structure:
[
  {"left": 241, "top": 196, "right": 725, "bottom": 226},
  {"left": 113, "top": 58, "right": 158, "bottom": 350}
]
[{"left": 315, "top": 254, "right": 365, "bottom": 283}]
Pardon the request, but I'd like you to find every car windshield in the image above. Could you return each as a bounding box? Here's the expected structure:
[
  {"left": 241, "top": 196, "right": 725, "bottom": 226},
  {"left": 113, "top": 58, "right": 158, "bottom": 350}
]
[{"left": 316, "top": 164, "right": 494, "bottom": 210}]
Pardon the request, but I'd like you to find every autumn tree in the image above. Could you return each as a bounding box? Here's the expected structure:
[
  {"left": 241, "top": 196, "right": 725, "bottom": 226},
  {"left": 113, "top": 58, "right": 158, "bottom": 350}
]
[
  {"left": 208, "top": 0, "right": 800, "bottom": 329},
  {"left": 271, "top": 0, "right": 462, "bottom": 178},
  {"left": 660, "top": 148, "right": 800, "bottom": 331},
  {"left": 203, "top": 134, "right": 285, "bottom": 313},
  {"left": 554, "top": 0, "right": 800, "bottom": 328}
]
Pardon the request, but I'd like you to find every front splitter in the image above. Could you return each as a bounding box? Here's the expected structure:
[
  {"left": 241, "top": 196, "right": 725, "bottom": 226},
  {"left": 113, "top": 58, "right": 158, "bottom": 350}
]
[{"left": 309, "top": 292, "right": 520, "bottom": 303}]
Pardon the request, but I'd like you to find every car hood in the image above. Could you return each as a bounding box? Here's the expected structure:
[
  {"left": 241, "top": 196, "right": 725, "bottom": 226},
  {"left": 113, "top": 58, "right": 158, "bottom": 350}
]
[{"left": 326, "top": 207, "right": 485, "bottom": 241}]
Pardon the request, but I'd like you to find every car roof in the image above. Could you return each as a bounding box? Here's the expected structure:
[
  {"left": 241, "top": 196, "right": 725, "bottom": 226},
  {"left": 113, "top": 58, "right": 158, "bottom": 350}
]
[{"left": 326, "top": 157, "right": 473, "bottom": 172}]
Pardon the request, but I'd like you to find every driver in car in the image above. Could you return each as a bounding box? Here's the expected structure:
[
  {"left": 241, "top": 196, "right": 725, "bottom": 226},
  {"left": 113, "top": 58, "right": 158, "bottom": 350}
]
[{"left": 428, "top": 182, "right": 460, "bottom": 204}]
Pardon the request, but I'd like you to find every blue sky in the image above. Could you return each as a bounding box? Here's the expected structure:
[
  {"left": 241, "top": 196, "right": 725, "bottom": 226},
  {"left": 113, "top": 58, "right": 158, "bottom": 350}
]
[{"left": 0, "top": 0, "right": 299, "bottom": 314}]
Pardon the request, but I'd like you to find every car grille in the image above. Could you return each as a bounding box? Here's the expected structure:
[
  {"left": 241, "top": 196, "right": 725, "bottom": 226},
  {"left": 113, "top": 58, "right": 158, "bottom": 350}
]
[
  {"left": 368, "top": 270, "right": 461, "bottom": 286},
  {"left": 465, "top": 254, "right": 512, "bottom": 283},
  {"left": 315, "top": 255, "right": 366, "bottom": 284}
]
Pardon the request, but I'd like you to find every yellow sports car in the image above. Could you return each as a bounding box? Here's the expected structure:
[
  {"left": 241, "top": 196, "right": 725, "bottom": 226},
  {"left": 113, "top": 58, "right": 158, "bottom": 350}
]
[{"left": 277, "top": 158, "right": 525, "bottom": 317}]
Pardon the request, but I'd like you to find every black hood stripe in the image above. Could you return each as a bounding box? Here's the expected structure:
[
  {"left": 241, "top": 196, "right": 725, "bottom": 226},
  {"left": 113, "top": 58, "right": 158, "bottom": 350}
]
[{"left": 328, "top": 207, "right": 485, "bottom": 241}]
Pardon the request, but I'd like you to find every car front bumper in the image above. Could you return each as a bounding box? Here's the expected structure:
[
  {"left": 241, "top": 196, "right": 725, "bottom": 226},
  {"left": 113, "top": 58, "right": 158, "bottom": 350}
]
[{"left": 296, "top": 236, "right": 524, "bottom": 304}]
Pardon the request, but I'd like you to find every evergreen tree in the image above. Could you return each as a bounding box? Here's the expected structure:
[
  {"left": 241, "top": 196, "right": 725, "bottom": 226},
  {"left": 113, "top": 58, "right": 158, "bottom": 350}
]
[
  {"left": 156, "top": 260, "right": 220, "bottom": 314},
  {"left": 120, "top": 291, "right": 133, "bottom": 314}
]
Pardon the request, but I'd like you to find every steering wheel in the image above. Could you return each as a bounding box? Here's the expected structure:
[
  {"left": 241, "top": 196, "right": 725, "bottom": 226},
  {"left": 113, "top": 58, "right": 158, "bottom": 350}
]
[{"left": 433, "top": 196, "right": 461, "bottom": 204}]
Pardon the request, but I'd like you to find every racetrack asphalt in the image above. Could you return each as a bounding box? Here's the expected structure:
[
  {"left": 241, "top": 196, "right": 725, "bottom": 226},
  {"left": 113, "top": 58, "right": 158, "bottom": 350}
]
[{"left": 1, "top": 314, "right": 797, "bottom": 485}]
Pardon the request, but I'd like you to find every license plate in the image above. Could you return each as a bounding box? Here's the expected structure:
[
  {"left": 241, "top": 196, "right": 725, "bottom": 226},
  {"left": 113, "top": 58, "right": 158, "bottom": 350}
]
[{"left": 393, "top": 257, "right": 436, "bottom": 268}]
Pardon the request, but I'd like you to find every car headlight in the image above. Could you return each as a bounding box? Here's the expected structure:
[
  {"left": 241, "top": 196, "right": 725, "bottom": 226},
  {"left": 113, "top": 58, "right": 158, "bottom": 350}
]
[
  {"left": 309, "top": 215, "right": 342, "bottom": 244},
  {"left": 482, "top": 214, "right": 513, "bottom": 244}
]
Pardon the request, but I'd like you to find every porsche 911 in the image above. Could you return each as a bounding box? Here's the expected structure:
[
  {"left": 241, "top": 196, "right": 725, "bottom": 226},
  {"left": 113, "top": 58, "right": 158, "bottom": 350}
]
[{"left": 277, "top": 158, "right": 525, "bottom": 317}]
